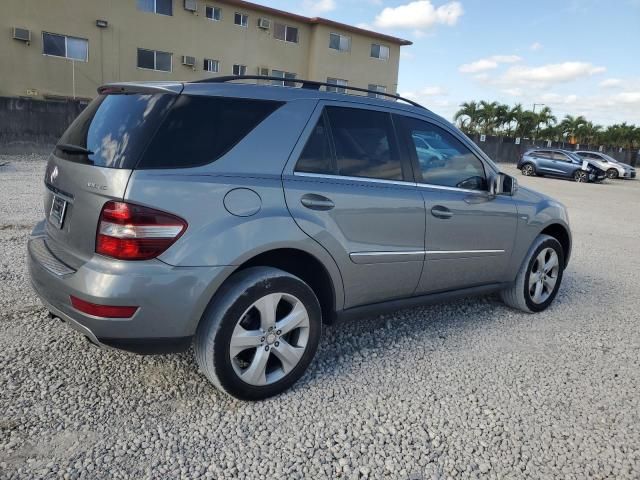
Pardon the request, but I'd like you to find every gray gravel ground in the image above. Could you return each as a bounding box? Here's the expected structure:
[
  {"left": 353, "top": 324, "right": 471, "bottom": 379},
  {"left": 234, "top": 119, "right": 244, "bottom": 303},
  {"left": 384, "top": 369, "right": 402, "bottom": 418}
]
[{"left": 1, "top": 154, "right": 639, "bottom": 479}]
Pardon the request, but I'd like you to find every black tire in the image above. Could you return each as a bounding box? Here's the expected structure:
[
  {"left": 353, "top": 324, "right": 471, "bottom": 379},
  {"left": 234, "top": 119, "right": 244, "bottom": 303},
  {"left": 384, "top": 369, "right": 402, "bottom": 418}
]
[
  {"left": 521, "top": 163, "right": 536, "bottom": 176},
  {"left": 573, "top": 169, "right": 588, "bottom": 182},
  {"left": 194, "top": 267, "right": 322, "bottom": 401},
  {"left": 501, "top": 234, "right": 565, "bottom": 313},
  {"left": 606, "top": 169, "right": 619, "bottom": 179}
]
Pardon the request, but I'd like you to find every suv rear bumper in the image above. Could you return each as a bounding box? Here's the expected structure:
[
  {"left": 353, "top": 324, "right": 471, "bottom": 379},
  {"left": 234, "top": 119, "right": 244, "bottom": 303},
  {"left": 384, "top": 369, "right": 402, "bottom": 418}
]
[{"left": 28, "top": 221, "right": 231, "bottom": 350}]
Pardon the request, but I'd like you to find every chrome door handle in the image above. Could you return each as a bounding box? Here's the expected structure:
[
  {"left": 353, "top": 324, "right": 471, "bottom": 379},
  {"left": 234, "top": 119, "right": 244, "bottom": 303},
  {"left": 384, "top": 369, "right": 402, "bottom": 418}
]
[
  {"left": 301, "top": 194, "right": 335, "bottom": 211},
  {"left": 431, "top": 205, "right": 453, "bottom": 219}
]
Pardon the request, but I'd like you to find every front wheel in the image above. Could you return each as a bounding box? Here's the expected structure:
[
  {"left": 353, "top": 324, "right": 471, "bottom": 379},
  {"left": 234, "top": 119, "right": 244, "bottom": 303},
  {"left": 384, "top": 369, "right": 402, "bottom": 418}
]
[
  {"left": 194, "top": 267, "right": 322, "bottom": 401},
  {"left": 521, "top": 164, "right": 536, "bottom": 176},
  {"left": 573, "top": 170, "right": 588, "bottom": 182},
  {"left": 606, "top": 169, "right": 619, "bottom": 179},
  {"left": 501, "top": 234, "right": 565, "bottom": 313}
]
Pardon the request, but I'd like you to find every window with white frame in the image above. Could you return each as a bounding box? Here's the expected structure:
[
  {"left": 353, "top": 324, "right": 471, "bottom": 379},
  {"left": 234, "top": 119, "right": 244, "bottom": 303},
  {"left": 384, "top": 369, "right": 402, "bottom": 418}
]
[
  {"left": 137, "top": 0, "right": 173, "bottom": 16},
  {"left": 42, "top": 33, "right": 88, "bottom": 61},
  {"left": 233, "top": 64, "right": 247, "bottom": 75},
  {"left": 272, "top": 70, "right": 297, "bottom": 87},
  {"left": 327, "top": 78, "right": 348, "bottom": 93},
  {"left": 367, "top": 84, "right": 387, "bottom": 99},
  {"left": 329, "top": 33, "right": 351, "bottom": 52},
  {"left": 273, "top": 23, "right": 299, "bottom": 43},
  {"left": 206, "top": 5, "right": 222, "bottom": 21},
  {"left": 137, "top": 48, "right": 172, "bottom": 72},
  {"left": 370, "top": 43, "right": 390, "bottom": 60},
  {"left": 204, "top": 58, "right": 220, "bottom": 72},
  {"left": 234, "top": 12, "right": 248, "bottom": 27}
]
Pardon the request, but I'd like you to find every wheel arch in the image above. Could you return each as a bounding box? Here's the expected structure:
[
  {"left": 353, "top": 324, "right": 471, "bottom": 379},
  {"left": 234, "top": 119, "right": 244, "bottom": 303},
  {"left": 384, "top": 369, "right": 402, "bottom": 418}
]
[{"left": 540, "top": 223, "right": 571, "bottom": 268}]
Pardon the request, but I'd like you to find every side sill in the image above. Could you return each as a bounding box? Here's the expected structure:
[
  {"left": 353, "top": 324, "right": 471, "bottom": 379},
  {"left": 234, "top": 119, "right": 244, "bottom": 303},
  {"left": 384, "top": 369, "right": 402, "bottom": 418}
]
[{"left": 336, "top": 283, "right": 510, "bottom": 322}]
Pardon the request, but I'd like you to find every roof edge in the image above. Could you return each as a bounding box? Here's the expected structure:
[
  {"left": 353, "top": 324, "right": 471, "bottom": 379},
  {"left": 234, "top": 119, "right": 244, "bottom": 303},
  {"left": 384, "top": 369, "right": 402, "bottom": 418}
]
[{"left": 216, "top": 0, "right": 412, "bottom": 46}]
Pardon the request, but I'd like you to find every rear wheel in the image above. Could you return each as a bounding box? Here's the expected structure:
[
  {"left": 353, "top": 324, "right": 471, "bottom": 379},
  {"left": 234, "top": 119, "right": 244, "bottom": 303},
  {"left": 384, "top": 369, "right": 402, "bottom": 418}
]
[
  {"left": 194, "top": 267, "right": 322, "bottom": 401},
  {"left": 606, "top": 168, "right": 619, "bottom": 179},
  {"left": 501, "top": 234, "right": 565, "bottom": 313},
  {"left": 521, "top": 163, "right": 536, "bottom": 176},
  {"left": 573, "top": 170, "right": 588, "bottom": 182}
]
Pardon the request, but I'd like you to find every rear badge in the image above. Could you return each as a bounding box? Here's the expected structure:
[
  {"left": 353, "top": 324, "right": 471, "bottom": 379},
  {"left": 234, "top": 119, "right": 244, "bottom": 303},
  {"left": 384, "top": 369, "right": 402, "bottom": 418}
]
[
  {"left": 87, "top": 182, "right": 108, "bottom": 191},
  {"left": 49, "top": 195, "right": 68, "bottom": 229}
]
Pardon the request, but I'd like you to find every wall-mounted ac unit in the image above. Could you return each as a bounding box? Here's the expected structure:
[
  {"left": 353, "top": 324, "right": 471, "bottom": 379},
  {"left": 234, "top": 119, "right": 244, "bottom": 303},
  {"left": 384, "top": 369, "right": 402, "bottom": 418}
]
[
  {"left": 258, "top": 18, "right": 271, "bottom": 29},
  {"left": 182, "top": 55, "right": 196, "bottom": 67},
  {"left": 257, "top": 66, "right": 270, "bottom": 76},
  {"left": 184, "top": 0, "right": 198, "bottom": 12},
  {"left": 13, "top": 27, "right": 31, "bottom": 43}
]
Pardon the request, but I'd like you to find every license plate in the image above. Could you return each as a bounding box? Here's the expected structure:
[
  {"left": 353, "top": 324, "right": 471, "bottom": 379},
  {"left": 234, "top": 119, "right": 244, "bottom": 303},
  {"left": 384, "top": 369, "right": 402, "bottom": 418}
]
[{"left": 49, "top": 195, "right": 68, "bottom": 229}]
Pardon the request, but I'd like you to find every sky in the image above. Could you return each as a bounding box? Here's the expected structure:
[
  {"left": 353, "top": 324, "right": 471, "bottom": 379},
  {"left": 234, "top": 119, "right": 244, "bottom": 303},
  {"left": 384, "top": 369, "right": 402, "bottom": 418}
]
[{"left": 249, "top": 0, "right": 640, "bottom": 125}]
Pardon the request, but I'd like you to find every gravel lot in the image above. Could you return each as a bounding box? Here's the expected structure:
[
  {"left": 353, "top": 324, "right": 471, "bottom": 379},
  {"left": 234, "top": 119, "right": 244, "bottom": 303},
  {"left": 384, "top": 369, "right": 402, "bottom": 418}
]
[{"left": 1, "top": 154, "right": 639, "bottom": 479}]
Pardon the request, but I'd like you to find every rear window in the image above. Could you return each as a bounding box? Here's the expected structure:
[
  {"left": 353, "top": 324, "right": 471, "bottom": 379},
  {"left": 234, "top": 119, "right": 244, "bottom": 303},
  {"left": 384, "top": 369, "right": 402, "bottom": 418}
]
[{"left": 57, "top": 94, "right": 282, "bottom": 169}]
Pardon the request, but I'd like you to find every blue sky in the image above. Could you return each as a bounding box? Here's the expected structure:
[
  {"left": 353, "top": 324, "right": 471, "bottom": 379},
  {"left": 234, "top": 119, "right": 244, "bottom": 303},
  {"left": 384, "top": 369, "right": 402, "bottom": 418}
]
[{"left": 250, "top": 0, "right": 640, "bottom": 125}]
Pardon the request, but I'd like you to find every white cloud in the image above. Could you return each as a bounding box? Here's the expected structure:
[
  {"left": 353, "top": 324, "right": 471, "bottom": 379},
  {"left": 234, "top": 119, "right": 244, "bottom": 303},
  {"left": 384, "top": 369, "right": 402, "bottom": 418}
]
[
  {"left": 500, "top": 62, "right": 606, "bottom": 87},
  {"left": 458, "top": 55, "right": 522, "bottom": 73},
  {"left": 302, "top": 0, "right": 336, "bottom": 15},
  {"left": 599, "top": 78, "right": 622, "bottom": 88},
  {"left": 402, "top": 85, "right": 448, "bottom": 98},
  {"left": 530, "top": 42, "right": 543, "bottom": 51},
  {"left": 374, "top": 1, "right": 463, "bottom": 30}
]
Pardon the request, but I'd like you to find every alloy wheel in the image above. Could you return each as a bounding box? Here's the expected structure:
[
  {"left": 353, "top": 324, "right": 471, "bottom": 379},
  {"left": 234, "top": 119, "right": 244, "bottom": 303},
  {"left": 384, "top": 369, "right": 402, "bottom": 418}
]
[
  {"left": 528, "top": 247, "right": 560, "bottom": 304},
  {"left": 574, "top": 170, "right": 588, "bottom": 182},
  {"left": 522, "top": 165, "right": 534, "bottom": 176},
  {"left": 229, "top": 293, "right": 310, "bottom": 386},
  {"left": 607, "top": 169, "right": 618, "bottom": 179}
]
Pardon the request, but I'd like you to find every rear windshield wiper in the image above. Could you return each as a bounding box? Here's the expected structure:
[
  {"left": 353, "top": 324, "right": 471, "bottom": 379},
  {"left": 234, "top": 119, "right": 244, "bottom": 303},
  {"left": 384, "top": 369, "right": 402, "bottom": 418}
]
[{"left": 56, "top": 143, "right": 94, "bottom": 155}]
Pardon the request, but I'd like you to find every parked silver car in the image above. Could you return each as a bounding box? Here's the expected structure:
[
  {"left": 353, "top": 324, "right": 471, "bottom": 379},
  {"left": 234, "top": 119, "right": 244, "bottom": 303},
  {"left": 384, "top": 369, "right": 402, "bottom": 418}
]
[
  {"left": 575, "top": 150, "right": 636, "bottom": 179},
  {"left": 28, "top": 77, "right": 572, "bottom": 400}
]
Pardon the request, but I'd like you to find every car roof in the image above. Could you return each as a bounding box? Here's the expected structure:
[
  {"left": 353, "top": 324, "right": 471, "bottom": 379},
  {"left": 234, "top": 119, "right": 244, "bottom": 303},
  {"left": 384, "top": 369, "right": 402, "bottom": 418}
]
[{"left": 99, "top": 80, "right": 441, "bottom": 122}]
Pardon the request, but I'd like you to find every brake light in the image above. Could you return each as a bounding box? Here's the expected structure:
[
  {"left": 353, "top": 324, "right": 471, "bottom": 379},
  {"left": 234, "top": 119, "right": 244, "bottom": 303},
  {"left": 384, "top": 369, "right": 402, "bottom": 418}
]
[
  {"left": 70, "top": 296, "right": 138, "bottom": 318},
  {"left": 96, "top": 201, "right": 187, "bottom": 260}
]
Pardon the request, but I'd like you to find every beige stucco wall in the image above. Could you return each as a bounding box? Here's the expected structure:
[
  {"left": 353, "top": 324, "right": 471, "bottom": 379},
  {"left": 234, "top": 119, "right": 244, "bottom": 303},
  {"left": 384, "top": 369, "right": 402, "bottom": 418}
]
[{"left": 0, "top": 0, "right": 403, "bottom": 100}]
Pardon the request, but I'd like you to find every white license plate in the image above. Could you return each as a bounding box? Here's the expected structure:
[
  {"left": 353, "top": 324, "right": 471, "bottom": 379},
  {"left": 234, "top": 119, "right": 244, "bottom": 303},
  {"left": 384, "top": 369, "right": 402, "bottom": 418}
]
[{"left": 50, "top": 195, "right": 68, "bottom": 229}]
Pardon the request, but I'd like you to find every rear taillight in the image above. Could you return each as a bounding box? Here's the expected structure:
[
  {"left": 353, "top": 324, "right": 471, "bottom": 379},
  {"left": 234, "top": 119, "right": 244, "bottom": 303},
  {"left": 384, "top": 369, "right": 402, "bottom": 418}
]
[{"left": 96, "top": 201, "right": 187, "bottom": 260}]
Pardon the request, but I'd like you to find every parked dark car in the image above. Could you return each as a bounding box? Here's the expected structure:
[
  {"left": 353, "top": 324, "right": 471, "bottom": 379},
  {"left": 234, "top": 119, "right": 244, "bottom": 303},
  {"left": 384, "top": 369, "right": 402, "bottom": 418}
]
[{"left": 518, "top": 149, "right": 606, "bottom": 182}]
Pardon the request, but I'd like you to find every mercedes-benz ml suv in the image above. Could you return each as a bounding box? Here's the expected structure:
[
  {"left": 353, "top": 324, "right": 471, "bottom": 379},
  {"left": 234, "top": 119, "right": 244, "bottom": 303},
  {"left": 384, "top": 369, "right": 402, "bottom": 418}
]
[{"left": 29, "top": 77, "right": 572, "bottom": 400}]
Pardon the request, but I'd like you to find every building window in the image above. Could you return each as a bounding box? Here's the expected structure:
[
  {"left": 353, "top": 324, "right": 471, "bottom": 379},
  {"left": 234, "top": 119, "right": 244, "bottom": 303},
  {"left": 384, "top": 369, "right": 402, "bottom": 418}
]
[
  {"left": 137, "top": 48, "right": 172, "bottom": 72},
  {"left": 329, "top": 33, "right": 351, "bottom": 52},
  {"left": 274, "top": 23, "right": 299, "bottom": 43},
  {"left": 206, "top": 6, "right": 222, "bottom": 21},
  {"left": 42, "top": 33, "right": 88, "bottom": 62},
  {"left": 204, "top": 58, "right": 219, "bottom": 72},
  {"left": 234, "top": 12, "right": 248, "bottom": 27},
  {"left": 370, "top": 43, "right": 390, "bottom": 60},
  {"left": 368, "top": 84, "right": 387, "bottom": 99},
  {"left": 327, "top": 78, "right": 348, "bottom": 93},
  {"left": 272, "top": 70, "right": 297, "bottom": 87},
  {"left": 137, "top": 0, "right": 173, "bottom": 16},
  {"left": 233, "top": 64, "right": 247, "bottom": 75}
]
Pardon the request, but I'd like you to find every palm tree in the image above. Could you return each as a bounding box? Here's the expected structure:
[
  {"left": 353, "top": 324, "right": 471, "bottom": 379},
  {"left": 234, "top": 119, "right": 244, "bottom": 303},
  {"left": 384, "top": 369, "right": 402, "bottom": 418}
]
[
  {"left": 576, "top": 121, "right": 602, "bottom": 146},
  {"left": 478, "top": 100, "right": 500, "bottom": 135},
  {"left": 559, "top": 115, "right": 587, "bottom": 143},
  {"left": 535, "top": 106, "right": 557, "bottom": 138},
  {"left": 454, "top": 101, "right": 481, "bottom": 134},
  {"left": 494, "top": 103, "right": 511, "bottom": 136}
]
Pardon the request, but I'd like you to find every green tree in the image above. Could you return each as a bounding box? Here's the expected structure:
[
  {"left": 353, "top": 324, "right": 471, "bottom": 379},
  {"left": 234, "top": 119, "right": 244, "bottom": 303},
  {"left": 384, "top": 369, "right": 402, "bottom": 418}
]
[{"left": 454, "top": 101, "right": 481, "bottom": 134}]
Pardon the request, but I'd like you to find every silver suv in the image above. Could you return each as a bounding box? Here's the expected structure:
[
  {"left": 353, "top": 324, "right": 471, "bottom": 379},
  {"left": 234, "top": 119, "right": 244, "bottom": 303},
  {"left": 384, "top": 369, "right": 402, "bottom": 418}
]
[{"left": 28, "top": 77, "right": 572, "bottom": 400}]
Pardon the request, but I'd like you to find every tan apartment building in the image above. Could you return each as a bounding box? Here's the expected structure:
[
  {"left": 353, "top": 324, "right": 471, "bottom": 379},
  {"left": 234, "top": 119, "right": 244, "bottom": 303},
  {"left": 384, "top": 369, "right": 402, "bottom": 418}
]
[{"left": 1, "top": 0, "right": 411, "bottom": 101}]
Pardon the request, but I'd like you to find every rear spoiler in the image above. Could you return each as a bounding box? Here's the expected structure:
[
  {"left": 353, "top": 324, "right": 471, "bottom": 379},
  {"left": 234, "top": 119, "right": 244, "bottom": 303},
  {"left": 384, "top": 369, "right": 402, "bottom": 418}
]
[{"left": 98, "top": 82, "right": 184, "bottom": 96}]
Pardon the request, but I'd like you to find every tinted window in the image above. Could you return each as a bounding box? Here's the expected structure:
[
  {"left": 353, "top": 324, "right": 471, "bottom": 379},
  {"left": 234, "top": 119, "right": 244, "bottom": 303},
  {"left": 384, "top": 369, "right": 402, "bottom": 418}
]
[
  {"left": 138, "top": 96, "right": 283, "bottom": 169},
  {"left": 137, "top": 48, "right": 155, "bottom": 69},
  {"left": 400, "top": 116, "right": 487, "bottom": 190},
  {"left": 533, "top": 150, "right": 551, "bottom": 159},
  {"left": 295, "top": 115, "right": 334, "bottom": 174},
  {"left": 43, "top": 33, "right": 66, "bottom": 57},
  {"left": 56, "top": 94, "right": 174, "bottom": 168},
  {"left": 552, "top": 152, "right": 570, "bottom": 161},
  {"left": 326, "top": 107, "right": 402, "bottom": 180},
  {"left": 155, "top": 0, "right": 172, "bottom": 15}
]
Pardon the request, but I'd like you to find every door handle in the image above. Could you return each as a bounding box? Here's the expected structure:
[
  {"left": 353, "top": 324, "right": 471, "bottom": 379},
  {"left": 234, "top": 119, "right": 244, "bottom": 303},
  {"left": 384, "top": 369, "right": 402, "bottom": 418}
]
[
  {"left": 301, "top": 193, "right": 335, "bottom": 211},
  {"left": 431, "top": 205, "right": 453, "bottom": 219}
]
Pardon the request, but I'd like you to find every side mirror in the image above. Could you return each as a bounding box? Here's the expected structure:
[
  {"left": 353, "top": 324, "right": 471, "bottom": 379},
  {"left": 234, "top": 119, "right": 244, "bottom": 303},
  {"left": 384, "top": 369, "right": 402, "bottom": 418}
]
[{"left": 490, "top": 173, "right": 518, "bottom": 196}]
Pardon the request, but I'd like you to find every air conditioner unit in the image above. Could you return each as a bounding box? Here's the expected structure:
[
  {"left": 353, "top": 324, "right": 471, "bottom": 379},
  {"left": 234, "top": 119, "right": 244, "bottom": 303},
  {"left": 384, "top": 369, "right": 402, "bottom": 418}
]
[
  {"left": 182, "top": 55, "right": 196, "bottom": 67},
  {"left": 258, "top": 18, "right": 271, "bottom": 29},
  {"left": 13, "top": 27, "right": 31, "bottom": 43},
  {"left": 184, "top": 0, "right": 198, "bottom": 12},
  {"left": 257, "top": 66, "right": 270, "bottom": 76}
]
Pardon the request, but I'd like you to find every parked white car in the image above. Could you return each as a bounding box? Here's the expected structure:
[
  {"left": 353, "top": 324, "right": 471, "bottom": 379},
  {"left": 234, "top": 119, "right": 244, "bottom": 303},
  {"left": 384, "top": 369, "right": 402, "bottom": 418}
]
[{"left": 575, "top": 151, "right": 636, "bottom": 179}]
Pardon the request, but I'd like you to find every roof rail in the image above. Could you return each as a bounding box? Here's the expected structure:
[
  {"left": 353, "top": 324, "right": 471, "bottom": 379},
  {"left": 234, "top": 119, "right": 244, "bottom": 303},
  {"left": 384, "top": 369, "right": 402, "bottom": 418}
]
[{"left": 192, "top": 75, "right": 427, "bottom": 110}]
